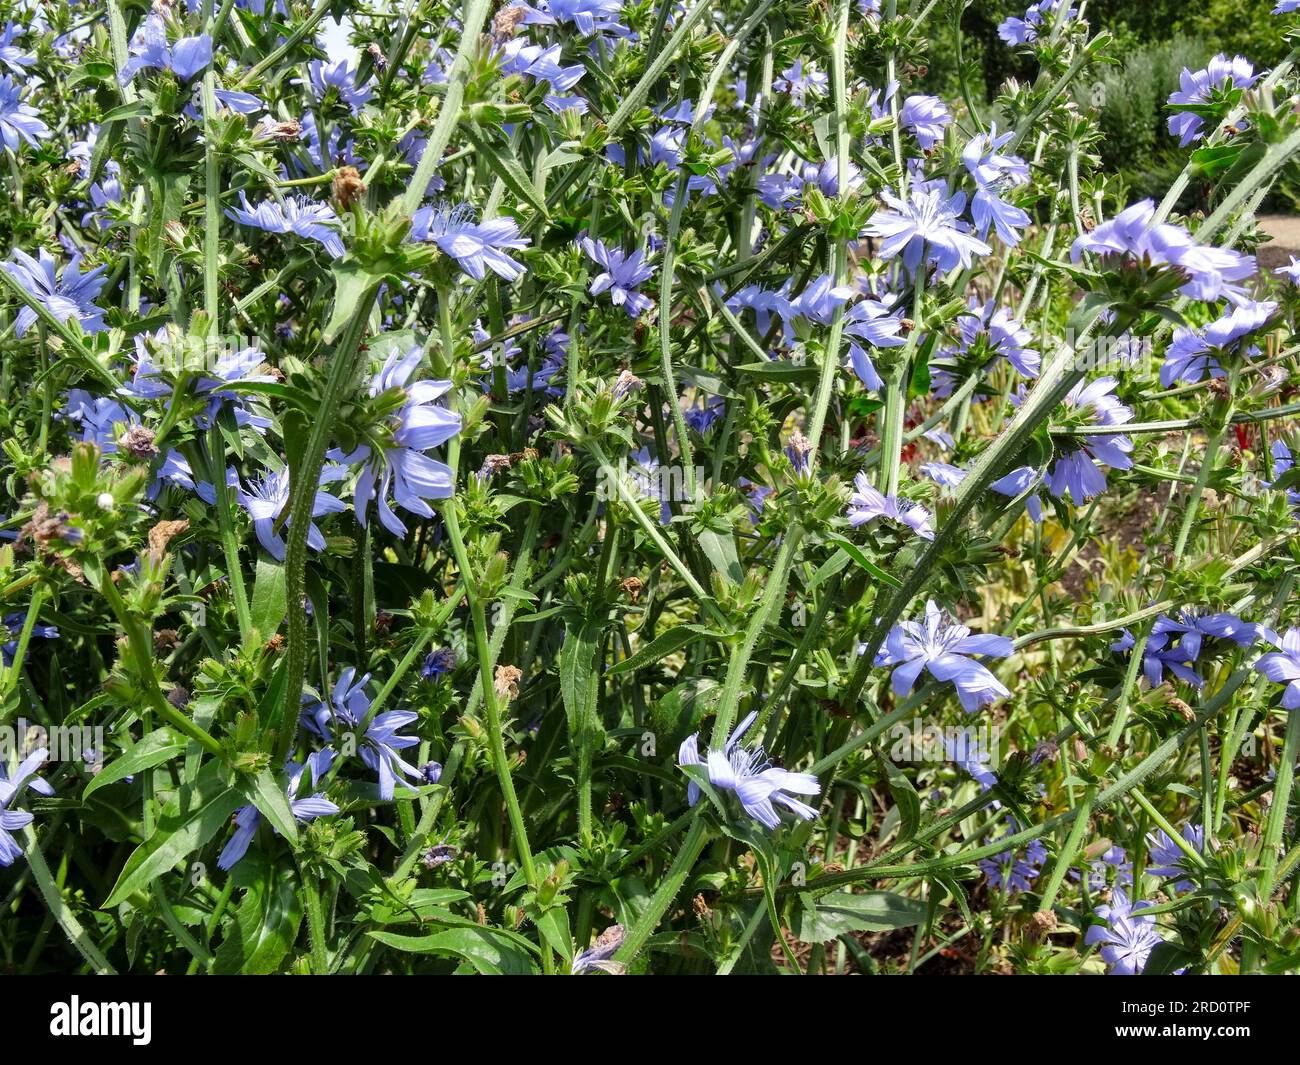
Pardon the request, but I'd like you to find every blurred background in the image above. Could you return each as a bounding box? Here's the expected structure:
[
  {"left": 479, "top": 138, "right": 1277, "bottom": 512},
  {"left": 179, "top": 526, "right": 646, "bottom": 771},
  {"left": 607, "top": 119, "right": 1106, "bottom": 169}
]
[{"left": 926, "top": 0, "right": 1293, "bottom": 209}]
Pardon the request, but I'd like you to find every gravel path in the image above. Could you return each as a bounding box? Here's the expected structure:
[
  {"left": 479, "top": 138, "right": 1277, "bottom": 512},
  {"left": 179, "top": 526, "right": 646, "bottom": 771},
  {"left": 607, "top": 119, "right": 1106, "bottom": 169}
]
[{"left": 1258, "top": 214, "right": 1300, "bottom": 270}]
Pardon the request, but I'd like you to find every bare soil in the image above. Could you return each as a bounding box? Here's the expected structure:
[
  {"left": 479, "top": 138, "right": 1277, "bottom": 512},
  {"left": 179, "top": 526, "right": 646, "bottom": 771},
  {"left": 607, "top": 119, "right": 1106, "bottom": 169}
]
[{"left": 1257, "top": 214, "right": 1300, "bottom": 271}]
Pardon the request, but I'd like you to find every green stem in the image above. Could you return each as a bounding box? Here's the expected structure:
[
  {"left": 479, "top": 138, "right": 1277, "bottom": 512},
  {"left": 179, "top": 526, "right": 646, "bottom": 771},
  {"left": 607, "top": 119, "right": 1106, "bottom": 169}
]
[
  {"left": 401, "top": 0, "right": 492, "bottom": 216},
  {"left": 587, "top": 441, "right": 718, "bottom": 611},
  {"left": 1260, "top": 710, "right": 1299, "bottom": 893},
  {"left": 441, "top": 495, "right": 538, "bottom": 888},
  {"left": 710, "top": 526, "right": 804, "bottom": 746},
  {"left": 301, "top": 865, "right": 330, "bottom": 974},
  {"left": 240, "top": 0, "right": 334, "bottom": 87},
  {"left": 1, "top": 585, "right": 45, "bottom": 699},
  {"left": 1131, "top": 789, "right": 1208, "bottom": 869},
  {"left": 207, "top": 429, "right": 254, "bottom": 645},
  {"left": 22, "top": 827, "right": 117, "bottom": 974},
  {"left": 613, "top": 817, "right": 709, "bottom": 965},
  {"left": 278, "top": 289, "right": 378, "bottom": 764}
]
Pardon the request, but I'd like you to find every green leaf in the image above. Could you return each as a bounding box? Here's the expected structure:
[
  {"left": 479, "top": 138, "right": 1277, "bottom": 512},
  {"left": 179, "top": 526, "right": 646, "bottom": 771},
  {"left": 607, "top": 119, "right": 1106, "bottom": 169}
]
[
  {"left": 541, "top": 146, "right": 584, "bottom": 170},
  {"left": 610, "top": 624, "right": 717, "bottom": 675},
  {"left": 734, "top": 360, "right": 819, "bottom": 383},
  {"left": 806, "top": 548, "right": 852, "bottom": 592},
  {"left": 1065, "top": 290, "right": 1114, "bottom": 338},
  {"left": 368, "top": 927, "right": 536, "bottom": 973},
  {"left": 649, "top": 676, "right": 720, "bottom": 749},
  {"left": 823, "top": 536, "right": 902, "bottom": 589},
  {"left": 213, "top": 859, "right": 304, "bottom": 975},
  {"left": 103, "top": 760, "right": 245, "bottom": 908},
  {"left": 218, "top": 380, "right": 318, "bottom": 412},
  {"left": 323, "top": 261, "right": 385, "bottom": 343},
  {"left": 1190, "top": 143, "right": 1244, "bottom": 181},
  {"left": 879, "top": 757, "right": 921, "bottom": 843},
  {"left": 908, "top": 346, "right": 931, "bottom": 398},
  {"left": 1269, "top": 466, "right": 1300, "bottom": 492},
  {"left": 1141, "top": 940, "right": 1199, "bottom": 975},
  {"left": 86, "top": 115, "right": 126, "bottom": 186},
  {"left": 560, "top": 619, "right": 603, "bottom": 795},
  {"left": 67, "top": 61, "right": 117, "bottom": 87},
  {"left": 83, "top": 729, "right": 186, "bottom": 800},
  {"left": 697, "top": 527, "right": 744, "bottom": 585},
  {"left": 536, "top": 907, "right": 574, "bottom": 963},
  {"left": 794, "top": 890, "right": 929, "bottom": 942},
  {"left": 242, "top": 769, "right": 298, "bottom": 845},
  {"left": 678, "top": 365, "right": 740, "bottom": 399},
  {"left": 99, "top": 100, "right": 152, "bottom": 122},
  {"left": 250, "top": 559, "right": 287, "bottom": 642},
  {"left": 462, "top": 124, "right": 549, "bottom": 218}
]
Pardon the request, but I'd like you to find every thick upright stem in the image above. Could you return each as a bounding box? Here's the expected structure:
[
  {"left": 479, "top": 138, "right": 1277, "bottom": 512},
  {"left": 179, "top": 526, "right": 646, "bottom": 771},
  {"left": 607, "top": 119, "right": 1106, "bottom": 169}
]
[{"left": 279, "top": 296, "right": 377, "bottom": 763}]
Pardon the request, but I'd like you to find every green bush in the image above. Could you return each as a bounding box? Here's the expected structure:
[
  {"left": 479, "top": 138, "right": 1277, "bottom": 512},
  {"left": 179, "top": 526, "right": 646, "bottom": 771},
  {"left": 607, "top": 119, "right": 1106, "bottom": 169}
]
[
  {"left": 1175, "top": 0, "right": 1293, "bottom": 68},
  {"left": 944, "top": 0, "right": 1288, "bottom": 205},
  {"left": 1094, "top": 35, "right": 1211, "bottom": 202}
]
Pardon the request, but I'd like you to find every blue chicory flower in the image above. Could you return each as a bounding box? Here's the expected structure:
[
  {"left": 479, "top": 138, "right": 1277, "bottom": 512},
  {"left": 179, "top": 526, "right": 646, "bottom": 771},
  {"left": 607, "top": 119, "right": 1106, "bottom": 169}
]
[
  {"left": 780, "top": 273, "right": 855, "bottom": 325},
  {"left": 0, "top": 23, "right": 33, "bottom": 76},
  {"left": 998, "top": 0, "right": 1076, "bottom": 45},
  {"left": 1073, "top": 844, "right": 1134, "bottom": 893},
  {"left": 863, "top": 182, "right": 992, "bottom": 273},
  {"left": 1276, "top": 256, "right": 1300, "bottom": 285},
  {"left": 847, "top": 474, "right": 935, "bottom": 539},
  {"left": 411, "top": 203, "right": 530, "bottom": 281},
  {"left": 217, "top": 761, "right": 338, "bottom": 870},
  {"left": 4, "top": 248, "right": 108, "bottom": 336},
  {"left": 571, "top": 925, "right": 626, "bottom": 974},
  {"left": 301, "top": 668, "right": 425, "bottom": 800},
  {"left": 2, "top": 612, "right": 59, "bottom": 666},
  {"left": 947, "top": 733, "right": 999, "bottom": 794},
  {"left": 302, "top": 57, "right": 374, "bottom": 112},
  {"left": 920, "top": 461, "right": 967, "bottom": 489},
  {"left": 951, "top": 298, "right": 1040, "bottom": 377},
  {"left": 232, "top": 465, "right": 347, "bottom": 561},
  {"left": 334, "top": 345, "right": 460, "bottom": 537},
  {"left": 678, "top": 710, "right": 820, "bottom": 829},
  {"left": 874, "top": 600, "right": 1014, "bottom": 711},
  {"left": 226, "top": 193, "right": 346, "bottom": 259},
  {"left": 580, "top": 237, "right": 655, "bottom": 318},
  {"left": 421, "top": 647, "right": 456, "bottom": 680},
  {"left": 0, "top": 73, "right": 48, "bottom": 149},
  {"left": 773, "top": 59, "right": 828, "bottom": 105},
  {"left": 1167, "top": 55, "right": 1258, "bottom": 146},
  {"left": 900, "top": 94, "right": 951, "bottom": 151},
  {"left": 963, "top": 134, "right": 1033, "bottom": 244},
  {"left": 118, "top": 13, "right": 212, "bottom": 84},
  {"left": 1044, "top": 377, "right": 1133, "bottom": 501},
  {"left": 990, "top": 465, "right": 1045, "bottom": 522},
  {"left": 1254, "top": 627, "right": 1300, "bottom": 709},
  {"left": 1084, "top": 887, "right": 1166, "bottom": 975},
  {"left": 843, "top": 303, "right": 907, "bottom": 391},
  {"left": 0, "top": 747, "right": 50, "bottom": 867},
  {"left": 1070, "top": 198, "right": 1256, "bottom": 304},
  {"left": 1151, "top": 608, "right": 1259, "bottom": 661},
  {"left": 1145, "top": 824, "right": 1204, "bottom": 893},
  {"left": 977, "top": 823, "right": 1047, "bottom": 892},
  {"left": 1161, "top": 301, "right": 1277, "bottom": 386},
  {"left": 518, "top": 0, "right": 629, "bottom": 37}
]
